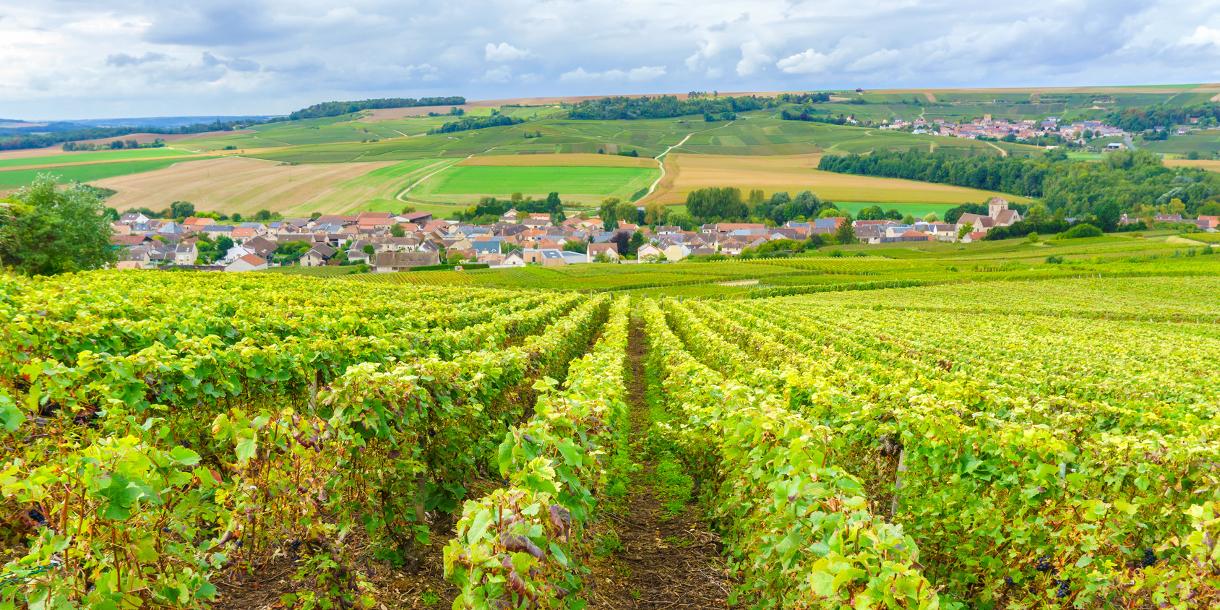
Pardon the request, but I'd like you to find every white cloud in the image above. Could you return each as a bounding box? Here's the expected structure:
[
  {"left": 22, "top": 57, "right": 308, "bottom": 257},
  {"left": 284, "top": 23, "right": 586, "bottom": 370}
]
[
  {"left": 776, "top": 48, "right": 833, "bottom": 74},
  {"left": 2, "top": 0, "right": 1219, "bottom": 118},
  {"left": 1184, "top": 26, "right": 1220, "bottom": 47},
  {"left": 479, "top": 66, "right": 513, "bottom": 83},
  {"left": 560, "top": 65, "right": 667, "bottom": 82},
  {"left": 736, "top": 40, "right": 771, "bottom": 76},
  {"left": 485, "top": 42, "right": 529, "bottom": 62},
  {"left": 403, "top": 63, "right": 439, "bottom": 81}
]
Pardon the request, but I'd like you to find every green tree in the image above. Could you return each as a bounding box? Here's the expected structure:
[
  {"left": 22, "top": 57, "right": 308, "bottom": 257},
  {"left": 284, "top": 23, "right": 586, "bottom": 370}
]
[
  {"left": 391, "top": 223, "right": 406, "bottom": 237},
  {"left": 627, "top": 231, "right": 645, "bottom": 254},
  {"left": 169, "top": 200, "right": 195, "bottom": 219},
  {"left": 0, "top": 175, "right": 117, "bottom": 275},
  {"left": 833, "top": 219, "right": 856, "bottom": 245}
]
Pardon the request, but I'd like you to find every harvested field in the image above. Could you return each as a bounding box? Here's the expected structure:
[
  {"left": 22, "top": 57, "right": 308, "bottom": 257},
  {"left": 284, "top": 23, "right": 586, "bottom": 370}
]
[
  {"left": 90, "top": 157, "right": 428, "bottom": 216},
  {"left": 458, "top": 153, "right": 656, "bottom": 168},
  {"left": 640, "top": 153, "right": 1028, "bottom": 206},
  {"left": 1165, "top": 159, "right": 1220, "bottom": 172}
]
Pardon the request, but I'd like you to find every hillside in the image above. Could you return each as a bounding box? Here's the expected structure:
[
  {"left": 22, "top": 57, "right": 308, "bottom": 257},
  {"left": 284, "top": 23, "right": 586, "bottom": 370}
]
[{"left": 2, "top": 85, "right": 1219, "bottom": 219}]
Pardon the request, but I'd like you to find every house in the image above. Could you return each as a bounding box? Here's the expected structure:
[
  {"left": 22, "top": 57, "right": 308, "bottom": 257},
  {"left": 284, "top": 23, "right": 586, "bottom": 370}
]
[
  {"left": 522, "top": 248, "right": 567, "bottom": 266},
  {"left": 637, "top": 243, "right": 664, "bottom": 262},
  {"left": 373, "top": 251, "right": 441, "bottom": 272},
  {"left": 243, "top": 236, "right": 278, "bottom": 258},
  {"left": 663, "top": 243, "right": 691, "bottom": 262},
  {"left": 1198, "top": 215, "right": 1219, "bottom": 231},
  {"left": 559, "top": 251, "right": 586, "bottom": 265},
  {"left": 587, "top": 243, "right": 621, "bottom": 262},
  {"left": 500, "top": 251, "right": 526, "bottom": 267},
  {"left": 499, "top": 209, "right": 522, "bottom": 224},
  {"left": 956, "top": 198, "right": 1022, "bottom": 237},
  {"left": 400, "top": 212, "right": 433, "bottom": 224},
  {"left": 1155, "top": 213, "right": 1184, "bottom": 224},
  {"left": 119, "top": 212, "right": 151, "bottom": 225},
  {"left": 174, "top": 242, "right": 198, "bottom": 266},
  {"left": 300, "top": 243, "right": 337, "bottom": 267},
  {"left": 225, "top": 254, "right": 268, "bottom": 272}
]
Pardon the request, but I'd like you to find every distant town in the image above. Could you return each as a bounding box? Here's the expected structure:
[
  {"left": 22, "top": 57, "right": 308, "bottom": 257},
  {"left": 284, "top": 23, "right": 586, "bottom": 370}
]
[{"left": 110, "top": 198, "right": 1220, "bottom": 273}]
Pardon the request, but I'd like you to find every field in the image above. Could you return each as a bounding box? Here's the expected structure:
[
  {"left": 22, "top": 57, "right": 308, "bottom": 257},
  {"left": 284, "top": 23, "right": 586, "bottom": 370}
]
[
  {"left": 0, "top": 147, "right": 196, "bottom": 170},
  {"left": 408, "top": 161, "right": 658, "bottom": 205},
  {"left": 1164, "top": 158, "right": 1220, "bottom": 172},
  {"left": 90, "top": 157, "right": 441, "bottom": 216},
  {"left": 0, "top": 156, "right": 211, "bottom": 190},
  {"left": 7, "top": 86, "right": 1220, "bottom": 217},
  {"left": 2, "top": 236, "right": 1218, "bottom": 609},
  {"left": 641, "top": 152, "right": 1030, "bottom": 206}
]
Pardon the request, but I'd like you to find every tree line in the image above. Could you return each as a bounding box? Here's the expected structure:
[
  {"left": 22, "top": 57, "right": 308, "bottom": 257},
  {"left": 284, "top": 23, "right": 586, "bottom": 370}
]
[
  {"left": 454, "top": 193, "right": 565, "bottom": 223},
  {"left": 428, "top": 112, "right": 523, "bottom": 134},
  {"left": 566, "top": 95, "right": 780, "bottom": 120},
  {"left": 0, "top": 119, "right": 267, "bottom": 151},
  {"left": 287, "top": 96, "right": 466, "bottom": 120},
  {"left": 63, "top": 138, "right": 166, "bottom": 151},
  {"left": 1104, "top": 103, "right": 1220, "bottom": 132},
  {"left": 818, "top": 149, "right": 1220, "bottom": 217}
]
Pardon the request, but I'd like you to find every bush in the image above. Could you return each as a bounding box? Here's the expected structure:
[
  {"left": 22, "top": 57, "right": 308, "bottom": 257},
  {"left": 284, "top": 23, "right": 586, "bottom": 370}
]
[{"left": 1057, "top": 223, "right": 1103, "bottom": 239}]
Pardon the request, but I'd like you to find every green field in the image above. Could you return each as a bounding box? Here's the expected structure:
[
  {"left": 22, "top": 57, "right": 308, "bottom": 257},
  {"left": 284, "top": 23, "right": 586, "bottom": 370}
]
[
  {"left": 0, "top": 157, "right": 210, "bottom": 189},
  {"left": 834, "top": 201, "right": 958, "bottom": 218},
  {"left": 409, "top": 164, "right": 658, "bottom": 204},
  {"left": 0, "top": 147, "right": 195, "bottom": 170}
]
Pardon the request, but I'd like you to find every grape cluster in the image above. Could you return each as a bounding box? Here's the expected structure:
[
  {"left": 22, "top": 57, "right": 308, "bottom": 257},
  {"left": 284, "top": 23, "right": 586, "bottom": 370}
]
[
  {"left": 1035, "top": 556, "right": 1053, "bottom": 573},
  {"left": 1140, "top": 548, "right": 1157, "bottom": 568},
  {"left": 1054, "top": 579, "right": 1070, "bottom": 599}
]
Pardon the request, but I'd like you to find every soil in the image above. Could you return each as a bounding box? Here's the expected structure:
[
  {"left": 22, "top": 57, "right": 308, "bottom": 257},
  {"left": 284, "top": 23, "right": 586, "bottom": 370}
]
[{"left": 586, "top": 318, "right": 734, "bottom": 609}]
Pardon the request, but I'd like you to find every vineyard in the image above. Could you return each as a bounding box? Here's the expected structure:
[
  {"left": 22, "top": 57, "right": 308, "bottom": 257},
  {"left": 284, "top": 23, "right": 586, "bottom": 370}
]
[{"left": 1, "top": 269, "right": 1218, "bottom": 609}]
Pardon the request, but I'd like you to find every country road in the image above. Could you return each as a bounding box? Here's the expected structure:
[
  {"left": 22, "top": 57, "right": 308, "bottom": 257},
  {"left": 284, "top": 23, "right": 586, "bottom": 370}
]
[{"left": 645, "top": 119, "right": 737, "bottom": 196}]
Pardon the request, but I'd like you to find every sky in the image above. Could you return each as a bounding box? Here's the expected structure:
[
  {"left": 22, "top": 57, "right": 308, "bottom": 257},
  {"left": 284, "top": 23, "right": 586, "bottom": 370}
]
[{"left": 3, "top": 0, "right": 1220, "bottom": 120}]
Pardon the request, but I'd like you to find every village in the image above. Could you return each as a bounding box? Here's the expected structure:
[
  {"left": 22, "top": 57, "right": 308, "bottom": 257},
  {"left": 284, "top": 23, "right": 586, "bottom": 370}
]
[
  {"left": 879, "top": 115, "right": 1131, "bottom": 146},
  {"left": 105, "top": 197, "right": 1167, "bottom": 272}
]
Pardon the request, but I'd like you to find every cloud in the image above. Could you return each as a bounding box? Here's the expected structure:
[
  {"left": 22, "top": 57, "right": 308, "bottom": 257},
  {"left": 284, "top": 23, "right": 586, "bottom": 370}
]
[
  {"left": 403, "top": 63, "right": 440, "bottom": 81},
  {"left": 485, "top": 42, "right": 529, "bottom": 62},
  {"left": 736, "top": 41, "right": 771, "bottom": 76},
  {"left": 201, "top": 51, "right": 260, "bottom": 72},
  {"left": 776, "top": 48, "right": 833, "bottom": 74},
  {"left": 560, "top": 65, "right": 667, "bottom": 82},
  {"left": 106, "top": 52, "right": 167, "bottom": 67},
  {"left": 479, "top": 66, "right": 513, "bottom": 83},
  {"left": 1184, "top": 25, "right": 1220, "bottom": 47},
  {"left": 2, "top": 0, "right": 1220, "bottom": 119}
]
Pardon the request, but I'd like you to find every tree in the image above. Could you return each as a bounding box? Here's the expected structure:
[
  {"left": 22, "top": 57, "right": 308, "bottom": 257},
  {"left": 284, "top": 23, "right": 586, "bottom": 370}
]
[
  {"left": 599, "top": 197, "right": 623, "bottom": 231},
  {"left": 214, "top": 236, "right": 234, "bottom": 259},
  {"left": 627, "top": 231, "right": 645, "bottom": 255},
  {"left": 253, "top": 209, "right": 274, "bottom": 221},
  {"left": 922, "top": 212, "right": 939, "bottom": 222},
  {"left": 563, "top": 240, "right": 587, "bottom": 254},
  {"left": 833, "top": 219, "right": 855, "bottom": 245},
  {"left": 0, "top": 175, "right": 117, "bottom": 275},
  {"left": 545, "top": 192, "right": 561, "bottom": 209},
  {"left": 363, "top": 244, "right": 376, "bottom": 256},
  {"left": 644, "top": 200, "right": 668, "bottom": 225},
  {"left": 391, "top": 223, "right": 406, "bottom": 237},
  {"left": 615, "top": 201, "right": 638, "bottom": 226},
  {"left": 169, "top": 200, "right": 196, "bottom": 219}
]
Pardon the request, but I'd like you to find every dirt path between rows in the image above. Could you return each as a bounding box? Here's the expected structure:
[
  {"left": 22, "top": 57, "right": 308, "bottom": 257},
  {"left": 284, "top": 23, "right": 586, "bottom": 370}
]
[{"left": 587, "top": 317, "right": 733, "bottom": 609}]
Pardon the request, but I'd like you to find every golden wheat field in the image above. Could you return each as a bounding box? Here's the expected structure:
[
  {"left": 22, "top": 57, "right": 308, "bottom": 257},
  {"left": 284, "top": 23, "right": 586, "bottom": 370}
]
[{"left": 641, "top": 153, "right": 1029, "bottom": 205}]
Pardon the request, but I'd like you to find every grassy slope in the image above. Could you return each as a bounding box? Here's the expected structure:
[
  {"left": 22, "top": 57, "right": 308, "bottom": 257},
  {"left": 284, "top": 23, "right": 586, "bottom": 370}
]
[
  {"left": 0, "top": 157, "right": 211, "bottom": 189},
  {"left": 0, "top": 147, "right": 196, "bottom": 170}
]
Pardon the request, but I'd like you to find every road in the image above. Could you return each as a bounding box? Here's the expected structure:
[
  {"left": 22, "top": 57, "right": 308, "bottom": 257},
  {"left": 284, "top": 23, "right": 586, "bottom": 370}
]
[{"left": 645, "top": 119, "right": 737, "bottom": 197}]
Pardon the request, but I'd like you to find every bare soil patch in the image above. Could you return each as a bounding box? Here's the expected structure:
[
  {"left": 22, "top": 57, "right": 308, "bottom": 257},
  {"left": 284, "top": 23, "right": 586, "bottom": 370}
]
[
  {"left": 586, "top": 318, "right": 733, "bottom": 609},
  {"left": 92, "top": 157, "right": 394, "bottom": 216}
]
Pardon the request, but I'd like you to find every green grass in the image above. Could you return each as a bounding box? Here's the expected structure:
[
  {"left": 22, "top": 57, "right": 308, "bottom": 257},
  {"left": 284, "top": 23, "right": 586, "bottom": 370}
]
[
  {"left": 0, "top": 157, "right": 211, "bottom": 189},
  {"left": 834, "top": 201, "right": 958, "bottom": 219},
  {"left": 0, "top": 147, "right": 195, "bottom": 170},
  {"left": 411, "top": 165, "right": 658, "bottom": 204}
]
